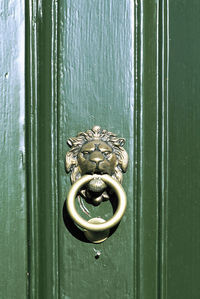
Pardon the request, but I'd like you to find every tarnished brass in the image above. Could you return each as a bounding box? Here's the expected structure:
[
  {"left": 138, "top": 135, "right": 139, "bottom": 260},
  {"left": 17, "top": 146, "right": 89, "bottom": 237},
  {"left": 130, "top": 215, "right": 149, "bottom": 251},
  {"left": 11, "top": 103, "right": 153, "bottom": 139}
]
[
  {"left": 66, "top": 174, "right": 127, "bottom": 242},
  {"left": 84, "top": 218, "right": 110, "bottom": 244},
  {"left": 65, "top": 126, "right": 128, "bottom": 243},
  {"left": 66, "top": 126, "right": 128, "bottom": 205}
]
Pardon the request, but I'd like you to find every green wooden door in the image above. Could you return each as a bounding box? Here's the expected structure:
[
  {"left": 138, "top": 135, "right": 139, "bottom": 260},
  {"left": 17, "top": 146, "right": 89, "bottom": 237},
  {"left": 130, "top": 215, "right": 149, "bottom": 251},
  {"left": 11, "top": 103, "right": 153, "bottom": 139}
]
[{"left": 1, "top": 0, "right": 200, "bottom": 298}]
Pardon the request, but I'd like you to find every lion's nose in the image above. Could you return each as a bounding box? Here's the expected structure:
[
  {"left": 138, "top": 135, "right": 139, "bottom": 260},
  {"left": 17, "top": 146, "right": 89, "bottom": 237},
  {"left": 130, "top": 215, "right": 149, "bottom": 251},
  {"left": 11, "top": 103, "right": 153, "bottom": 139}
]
[{"left": 90, "top": 151, "right": 104, "bottom": 163}]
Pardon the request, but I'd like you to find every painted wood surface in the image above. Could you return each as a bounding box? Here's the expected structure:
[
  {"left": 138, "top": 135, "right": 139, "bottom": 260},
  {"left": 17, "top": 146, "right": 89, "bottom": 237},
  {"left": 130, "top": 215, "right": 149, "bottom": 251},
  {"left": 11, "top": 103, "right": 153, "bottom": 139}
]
[
  {"left": 58, "top": 1, "right": 135, "bottom": 298},
  {"left": 26, "top": 0, "right": 200, "bottom": 298},
  {"left": 0, "top": 0, "right": 27, "bottom": 298},
  {"left": 26, "top": 0, "right": 59, "bottom": 298},
  {"left": 167, "top": 1, "right": 200, "bottom": 298},
  {"left": 1, "top": 0, "right": 200, "bottom": 298}
]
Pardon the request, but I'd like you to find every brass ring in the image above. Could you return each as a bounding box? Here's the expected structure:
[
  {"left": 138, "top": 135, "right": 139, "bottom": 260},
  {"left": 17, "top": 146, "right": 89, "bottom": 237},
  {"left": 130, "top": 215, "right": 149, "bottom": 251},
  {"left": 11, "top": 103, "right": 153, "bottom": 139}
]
[{"left": 66, "top": 174, "right": 127, "bottom": 232}]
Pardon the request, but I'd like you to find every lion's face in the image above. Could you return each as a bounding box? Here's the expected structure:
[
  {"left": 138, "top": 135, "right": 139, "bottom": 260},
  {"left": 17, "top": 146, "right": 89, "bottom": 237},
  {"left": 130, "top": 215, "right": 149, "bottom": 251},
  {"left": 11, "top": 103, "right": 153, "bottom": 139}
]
[
  {"left": 66, "top": 126, "right": 128, "bottom": 186},
  {"left": 77, "top": 140, "right": 117, "bottom": 176},
  {"left": 66, "top": 126, "right": 128, "bottom": 205}
]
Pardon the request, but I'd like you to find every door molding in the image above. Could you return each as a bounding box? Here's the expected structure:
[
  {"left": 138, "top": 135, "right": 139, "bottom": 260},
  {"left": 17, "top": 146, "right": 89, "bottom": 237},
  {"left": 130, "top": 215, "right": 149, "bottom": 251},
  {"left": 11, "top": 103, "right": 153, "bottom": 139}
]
[{"left": 26, "top": 1, "right": 59, "bottom": 298}]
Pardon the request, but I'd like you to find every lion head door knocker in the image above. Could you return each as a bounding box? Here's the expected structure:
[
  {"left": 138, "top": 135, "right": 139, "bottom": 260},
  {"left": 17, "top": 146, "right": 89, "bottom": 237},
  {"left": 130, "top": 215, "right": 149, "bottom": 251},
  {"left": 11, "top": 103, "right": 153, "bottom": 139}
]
[{"left": 65, "top": 126, "right": 128, "bottom": 243}]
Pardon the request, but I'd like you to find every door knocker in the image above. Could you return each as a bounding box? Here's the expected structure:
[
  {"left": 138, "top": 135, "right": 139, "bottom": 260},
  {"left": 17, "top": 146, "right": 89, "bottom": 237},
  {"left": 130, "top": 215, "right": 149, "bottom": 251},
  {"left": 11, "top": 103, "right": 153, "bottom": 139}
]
[{"left": 65, "top": 126, "right": 128, "bottom": 243}]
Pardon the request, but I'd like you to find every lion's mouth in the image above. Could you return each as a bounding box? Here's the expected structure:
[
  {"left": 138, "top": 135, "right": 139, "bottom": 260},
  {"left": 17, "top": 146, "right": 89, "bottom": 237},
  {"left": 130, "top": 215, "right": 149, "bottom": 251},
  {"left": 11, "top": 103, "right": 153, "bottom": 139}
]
[
  {"left": 86, "top": 170, "right": 107, "bottom": 175},
  {"left": 87, "top": 177, "right": 107, "bottom": 194},
  {"left": 93, "top": 164, "right": 110, "bottom": 175},
  {"left": 83, "top": 160, "right": 113, "bottom": 176},
  {"left": 93, "top": 169, "right": 106, "bottom": 175}
]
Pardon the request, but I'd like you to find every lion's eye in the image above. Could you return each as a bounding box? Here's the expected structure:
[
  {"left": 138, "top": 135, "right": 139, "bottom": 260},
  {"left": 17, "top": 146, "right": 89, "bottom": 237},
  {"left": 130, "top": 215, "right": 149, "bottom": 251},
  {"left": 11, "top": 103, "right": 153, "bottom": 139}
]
[
  {"left": 82, "top": 151, "right": 89, "bottom": 157},
  {"left": 104, "top": 151, "right": 111, "bottom": 158}
]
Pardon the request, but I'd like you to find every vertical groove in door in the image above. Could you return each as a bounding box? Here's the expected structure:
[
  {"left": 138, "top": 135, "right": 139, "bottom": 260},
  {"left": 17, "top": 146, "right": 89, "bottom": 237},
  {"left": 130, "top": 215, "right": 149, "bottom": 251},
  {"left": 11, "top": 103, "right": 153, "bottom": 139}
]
[
  {"left": 134, "top": 0, "right": 168, "bottom": 298},
  {"left": 134, "top": 1, "right": 139, "bottom": 298},
  {"left": 135, "top": 0, "right": 169, "bottom": 298},
  {"left": 50, "top": 1, "right": 59, "bottom": 298},
  {"left": 134, "top": 0, "right": 142, "bottom": 298},
  {"left": 25, "top": 1, "right": 38, "bottom": 298},
  {"left": 157, "top": 0, "right": 169, "bottom": 298},
  {"left": 26, "top": 1, "right": 39, "bottom": 297},
  {"left": 136, "top": 0, "right": 160, "bottom": 297},
  {"left": 26, "top": 1, "right": 59, "bottom": 298}
]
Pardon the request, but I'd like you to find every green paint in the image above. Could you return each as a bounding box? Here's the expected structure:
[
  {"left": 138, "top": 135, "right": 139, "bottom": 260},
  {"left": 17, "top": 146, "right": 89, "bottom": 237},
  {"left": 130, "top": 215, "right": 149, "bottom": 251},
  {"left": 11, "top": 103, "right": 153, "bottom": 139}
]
[
  {"left": 26, "top": 0, "right": 59, "bottom": 298},
  {"left": 167, "top": 1, "right": 200, "bottom": 298},
  {"left": 0, "top": 0, "right": 27, "bottom": 298},
  {"left": 59, "top": 1, "right": 134, "bottom": 298},
  {"left": 1, "top": 0, "right": 200, "bottom": 298}
]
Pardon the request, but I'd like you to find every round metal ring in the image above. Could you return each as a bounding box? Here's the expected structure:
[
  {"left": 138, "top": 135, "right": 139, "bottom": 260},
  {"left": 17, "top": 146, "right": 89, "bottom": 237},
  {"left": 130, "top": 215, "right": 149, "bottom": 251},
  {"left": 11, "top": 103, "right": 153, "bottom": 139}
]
[{"left": 66, "top": 174, "right": 127, "bottom": 232}]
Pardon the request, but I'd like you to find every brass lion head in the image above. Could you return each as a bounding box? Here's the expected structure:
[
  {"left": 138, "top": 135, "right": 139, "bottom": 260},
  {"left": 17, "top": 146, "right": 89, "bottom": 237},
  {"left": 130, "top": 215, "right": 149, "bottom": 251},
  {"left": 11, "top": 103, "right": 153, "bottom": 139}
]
[{"left": 66, "top": 126, "right": 128, "bottom": 205}]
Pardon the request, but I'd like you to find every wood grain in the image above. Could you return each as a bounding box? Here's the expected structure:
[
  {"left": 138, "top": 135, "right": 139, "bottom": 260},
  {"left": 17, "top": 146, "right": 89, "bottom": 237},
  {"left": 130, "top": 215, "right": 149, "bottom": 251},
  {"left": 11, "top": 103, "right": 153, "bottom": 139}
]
[
  {"left": 0, "top": 0, "right": 27, "bottom": 298},
  {"left": 58, "top": 1, "right": 135, "bottom": 298},
  {"left": 25, "top": 0, "right": 200, "bottom": 298},
  {"left": 26, "top": 0, "right": 59, "bottom": 298}
]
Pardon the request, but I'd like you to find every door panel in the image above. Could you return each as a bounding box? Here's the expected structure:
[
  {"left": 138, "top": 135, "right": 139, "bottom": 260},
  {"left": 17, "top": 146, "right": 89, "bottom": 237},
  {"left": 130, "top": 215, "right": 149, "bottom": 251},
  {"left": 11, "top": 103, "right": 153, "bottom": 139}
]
[
  {"left": 26, "top": 0, "right": 168, "bottom": 298},
  {"left": 167, "top": 1, "right": 200, "bottom": 298},
  {"left": 0, "top": 0, "right": 27, "bottom": 298},
  {"left": 58, "top": 1, "right": 135, "bottom": 298},
  {"left": 1, "top": 0, "right": 200, "bottom": 298}
]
